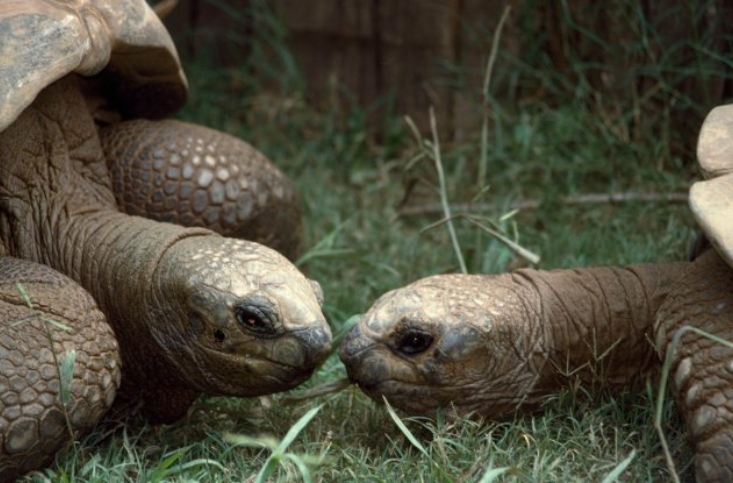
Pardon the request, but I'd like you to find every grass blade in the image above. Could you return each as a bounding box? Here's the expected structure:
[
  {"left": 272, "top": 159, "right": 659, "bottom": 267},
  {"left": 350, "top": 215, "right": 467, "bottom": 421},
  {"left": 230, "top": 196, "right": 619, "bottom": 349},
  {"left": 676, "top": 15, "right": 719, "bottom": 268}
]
[
  {"left": 15, "top": 282, "right": 32, "bottom": 307},
  {"left": 601, "top": 450, "right": 637, "bottom": 483},
  {"left": 41, "top": 317, "right": 72, "bottom": 332},
  {"left": 224, "top": 433, "right": 279, "bottom": 450},
  {"left": 58, "top": 350, "right": 76, "bottom": 407},
  {"left": 383, "top": 396, "right": 453, "bottom": 482},
  {"left": 382, "top": 396, "right": 428, "bottom": 457},
  {"left": 478, "top": 466, "right": 513, "bottom": 483},
  {"left": 278, "top": 405, "right": 323, "bottom": 452},
  {"left": 284, "top": 453, "right": 314, "bottom": 483},
  {"left": 173, "top": 458, "right": 226, "bottom": 472},
  {"left": 296, "top": 222, "right": 350, "bottom": 267},
  {"left": 148, "top": 449, "right": 186, "bottom": 483},
  {"left": 256, "top": 455, "right": 280, "bottom": 483}
]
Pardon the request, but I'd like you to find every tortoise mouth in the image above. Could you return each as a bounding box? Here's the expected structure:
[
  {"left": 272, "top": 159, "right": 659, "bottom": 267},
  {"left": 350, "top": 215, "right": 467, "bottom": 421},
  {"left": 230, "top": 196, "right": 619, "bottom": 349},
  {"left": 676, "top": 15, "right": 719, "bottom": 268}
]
[
  {"left": 197, "top": 324, "right": 331, "bottom": 368},
  {"left": 198, "top": 342, "right": 324, "bottom": 373},
  {"left": 195, "top": 344, "right": 316, "bottom": 395},
  {"left": 357, "top": 378, "right": 427, "bottom": 395},
  {"left": 356, "top": 378, "right": 443, "bottom": 413},
  {"left": 359, "top": 375, "right": 541, "bottom": 419}
]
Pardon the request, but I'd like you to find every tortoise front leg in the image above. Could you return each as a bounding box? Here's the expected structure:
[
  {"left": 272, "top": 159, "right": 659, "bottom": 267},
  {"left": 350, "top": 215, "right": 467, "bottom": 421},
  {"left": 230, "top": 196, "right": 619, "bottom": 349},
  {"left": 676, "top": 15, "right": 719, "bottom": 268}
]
[
  {"left": 100, "top": 119, "right": 302, "bottom": 260},
  {"left": 656, "top": 249, "right": 733, "bottom": 482},
  {"left": 0, "top": 257, "right": 120, "bottom": 480}
]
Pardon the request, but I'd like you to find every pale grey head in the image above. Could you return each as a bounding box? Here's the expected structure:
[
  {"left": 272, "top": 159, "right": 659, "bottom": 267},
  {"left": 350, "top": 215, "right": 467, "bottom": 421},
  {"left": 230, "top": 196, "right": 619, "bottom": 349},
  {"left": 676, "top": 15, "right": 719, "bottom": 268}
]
[
  {"left": 154, "top": 236, "right": 331, "bottom": 397},
  {"left": 340, "top": 274, "right": 544, "bottom": 416}
]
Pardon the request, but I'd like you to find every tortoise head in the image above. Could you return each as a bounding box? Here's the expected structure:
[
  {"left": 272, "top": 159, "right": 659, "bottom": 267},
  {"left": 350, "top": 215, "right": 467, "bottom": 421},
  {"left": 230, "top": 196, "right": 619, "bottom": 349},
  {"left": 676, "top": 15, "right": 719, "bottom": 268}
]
[
  {"left": 340, "top": 274, "right": 545, "bottom": 417},
  {"left": 152, "top": 236, "right": 331, "bottom": 396}
]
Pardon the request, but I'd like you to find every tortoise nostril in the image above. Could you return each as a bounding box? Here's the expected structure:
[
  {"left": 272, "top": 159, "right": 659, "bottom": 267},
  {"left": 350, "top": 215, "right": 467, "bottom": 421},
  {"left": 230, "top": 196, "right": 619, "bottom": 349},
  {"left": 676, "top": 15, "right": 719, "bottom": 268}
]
[{"left": 338, "top": 324, "right": 375, "bottom": 363}]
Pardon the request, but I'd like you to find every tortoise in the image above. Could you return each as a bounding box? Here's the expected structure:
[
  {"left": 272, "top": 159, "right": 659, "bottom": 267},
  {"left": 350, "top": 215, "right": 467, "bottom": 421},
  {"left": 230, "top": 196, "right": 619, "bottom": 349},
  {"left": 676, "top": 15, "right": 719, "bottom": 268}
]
[
  {"left": 340, "top": 104, "right": 733, "bottom": 482},
  {"left": 0, "top": 0, "right": 331, "bottom": 479}
]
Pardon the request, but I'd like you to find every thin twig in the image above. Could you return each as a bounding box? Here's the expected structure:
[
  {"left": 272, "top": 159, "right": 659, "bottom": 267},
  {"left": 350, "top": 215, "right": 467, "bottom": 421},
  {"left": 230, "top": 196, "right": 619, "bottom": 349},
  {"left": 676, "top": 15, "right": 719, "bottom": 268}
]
[
  {"left": 474, "top": 5, "right": 512, "bottom": 273},
  {"left": 397, "top": 191, "right": 689, "bottom": 217},
  {"left": 421, "top": 214, "right": 540, "bottom": 264},
  {"left": 461, "top": 215, "right": 540, "bottom": 264},
  {"left": 479, "top": 5, "right": 512, "bottom": 189},
  {"left": 429, "top": 107, "right": 468, "bottom": 274}
]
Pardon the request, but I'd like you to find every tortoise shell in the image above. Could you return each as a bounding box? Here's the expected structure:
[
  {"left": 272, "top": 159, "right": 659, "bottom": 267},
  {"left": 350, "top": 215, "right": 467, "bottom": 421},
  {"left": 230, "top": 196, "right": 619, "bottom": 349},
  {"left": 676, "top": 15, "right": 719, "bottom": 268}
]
[
  {"left": 0, "top": 0, "right": 187, "bottom": 133},
  {"left": 691, "top": 105, "right": 733, "bottom": 268}
]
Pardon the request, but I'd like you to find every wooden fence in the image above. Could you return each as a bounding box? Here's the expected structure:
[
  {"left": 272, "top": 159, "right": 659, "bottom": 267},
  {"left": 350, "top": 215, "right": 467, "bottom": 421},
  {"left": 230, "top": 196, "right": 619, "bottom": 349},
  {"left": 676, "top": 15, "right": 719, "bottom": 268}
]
[{"left": 163, "top": 0, "right": 733, "bottom": 143}]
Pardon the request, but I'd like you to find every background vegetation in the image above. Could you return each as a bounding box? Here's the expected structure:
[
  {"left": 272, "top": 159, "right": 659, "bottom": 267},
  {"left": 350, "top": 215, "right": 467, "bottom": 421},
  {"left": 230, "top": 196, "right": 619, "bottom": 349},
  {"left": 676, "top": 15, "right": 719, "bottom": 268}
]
[{"left": 26, "top": 0, "right": 733, "bottom": 481}]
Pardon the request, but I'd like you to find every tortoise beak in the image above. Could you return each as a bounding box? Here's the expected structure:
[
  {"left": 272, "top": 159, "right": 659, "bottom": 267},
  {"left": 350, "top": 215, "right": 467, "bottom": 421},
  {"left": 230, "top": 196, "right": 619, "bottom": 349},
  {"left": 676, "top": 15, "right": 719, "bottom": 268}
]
[
  {"left": 269, "top": 324, "right": 332, "bottom": 370},
  {"left": 293, "top": 325, "right": 332, "bottom": 367},
  {"left": 339, "top": 323, "right": 377, "bottom": 381}
]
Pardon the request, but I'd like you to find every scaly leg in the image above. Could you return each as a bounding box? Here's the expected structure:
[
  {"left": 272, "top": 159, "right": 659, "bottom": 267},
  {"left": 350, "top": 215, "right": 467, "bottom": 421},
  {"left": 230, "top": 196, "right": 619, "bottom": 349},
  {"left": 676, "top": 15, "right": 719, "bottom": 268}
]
[
  {"left": 0, "top": 257, "right": 120, "bottom": 481},
  {"left": 656, "top": 249, "right": 733, "bottom": 482},
  {"left": 100, "top": 119, "right": 303, "bottom": 260}
]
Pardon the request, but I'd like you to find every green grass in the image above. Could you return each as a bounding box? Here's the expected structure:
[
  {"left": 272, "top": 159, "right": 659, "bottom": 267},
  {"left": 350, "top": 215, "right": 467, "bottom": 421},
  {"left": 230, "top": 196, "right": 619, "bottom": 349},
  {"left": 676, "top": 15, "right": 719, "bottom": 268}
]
[{"left": 23, "top": 1, "right": 730, "bottom": 481}]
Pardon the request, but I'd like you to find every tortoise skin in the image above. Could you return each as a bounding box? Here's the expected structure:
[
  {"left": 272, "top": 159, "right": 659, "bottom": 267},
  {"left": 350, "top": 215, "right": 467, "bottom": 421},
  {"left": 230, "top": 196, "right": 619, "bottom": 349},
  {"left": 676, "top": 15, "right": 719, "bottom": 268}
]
[
  {"left": 341, "top": 263, "right": 686, "bottom": 415},
  {"left": 101, "top": 120, "right": 302, "bottom": 260}
]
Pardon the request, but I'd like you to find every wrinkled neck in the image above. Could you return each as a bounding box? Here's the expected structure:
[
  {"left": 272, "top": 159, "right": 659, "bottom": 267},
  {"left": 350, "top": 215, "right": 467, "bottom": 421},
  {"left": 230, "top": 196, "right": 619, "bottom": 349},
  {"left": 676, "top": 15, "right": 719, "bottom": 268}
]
[
  {"left": 64, "top": 213, "right": 213, "bottom": 417},
  {"left": 0, "top": 75, "right": 210, "bottom": 325},
  {"left": 512, "top": 262, "right": 688, "bottom": 393},
  {"left": 56, "top": 212, "right": 209, "bottom": 322},
  {"left": 0, "top": 75, "right": 215, "bottom": 406}
]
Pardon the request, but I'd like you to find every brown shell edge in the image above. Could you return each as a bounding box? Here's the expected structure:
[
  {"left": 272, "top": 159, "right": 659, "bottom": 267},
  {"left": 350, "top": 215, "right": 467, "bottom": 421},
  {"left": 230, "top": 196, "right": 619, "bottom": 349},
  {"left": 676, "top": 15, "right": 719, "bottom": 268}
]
[
  {"left": 0, "top": 0, "right": 187, "bottom": 133},
  {"left": 690, "top": 175, "right": 733, "bottom": 269}
]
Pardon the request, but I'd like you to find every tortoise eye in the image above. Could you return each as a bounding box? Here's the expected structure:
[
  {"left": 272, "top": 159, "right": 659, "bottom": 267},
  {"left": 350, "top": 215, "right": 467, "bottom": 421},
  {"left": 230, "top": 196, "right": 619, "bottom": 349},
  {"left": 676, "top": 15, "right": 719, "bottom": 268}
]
[
  {"left": 396, "top": 330, "right": 433, "bottom": 355},
  {"left": 235, "top": 306, "right": 275, "bottom": 336}
]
